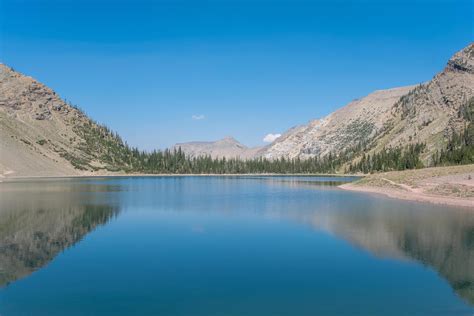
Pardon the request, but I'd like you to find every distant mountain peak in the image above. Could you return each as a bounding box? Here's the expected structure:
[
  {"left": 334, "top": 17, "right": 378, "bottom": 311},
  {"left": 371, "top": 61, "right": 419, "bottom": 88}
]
[
  {"left": 172, "top": 136, "right": 265, "bottom": 159},
  {"left": 216, "top": 136, "right": 242, "bottom": 146},
  {"left": 446, "top": 42, "right": 474, "bottom": 74},
  {"left": 222, "top": 135, "right": 237, "bottom": 141}
]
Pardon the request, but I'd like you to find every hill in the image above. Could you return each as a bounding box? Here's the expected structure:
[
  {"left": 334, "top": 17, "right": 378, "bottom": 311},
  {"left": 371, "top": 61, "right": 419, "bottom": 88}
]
[
  {"left": 0, "top": 64, "right": 137, "bottom": 177},
  {"left": 1, "top": 43, "right": 472, "bottom": 177},
  {"left": 262, "top": 43, "right": 474, "bottom": 167}
]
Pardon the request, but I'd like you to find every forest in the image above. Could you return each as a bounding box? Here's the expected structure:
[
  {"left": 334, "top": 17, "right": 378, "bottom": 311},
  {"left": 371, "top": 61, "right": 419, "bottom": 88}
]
[
  {"left": 69, "top": 98, "right": 474, "bottom": 175},
  {"left": 433, "top": 97, "right": 474, "bottom": 166}
]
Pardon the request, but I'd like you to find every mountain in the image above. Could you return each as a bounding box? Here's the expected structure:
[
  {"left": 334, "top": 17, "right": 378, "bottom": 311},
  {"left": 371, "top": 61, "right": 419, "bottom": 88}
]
[
  {"left": 0, "top": 64, "right": 135, "bottom": 177},
  {"left": 263, "top": 86, "right": 415, "bottom": 159},
  {"left": 1, "top": 43, "right": 472, "bottom": 177},
  {"left": 262, "top": 43, "right": 474, "bottom": 165},
  {"left": 173, "top": 136, "right": 265, "bottom": 159}
]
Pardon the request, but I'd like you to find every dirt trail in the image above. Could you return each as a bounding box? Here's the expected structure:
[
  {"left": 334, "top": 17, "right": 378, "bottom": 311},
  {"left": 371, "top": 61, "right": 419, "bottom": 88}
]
[{"left": 340, "top": 165, "right": 474, "bottom": 209}]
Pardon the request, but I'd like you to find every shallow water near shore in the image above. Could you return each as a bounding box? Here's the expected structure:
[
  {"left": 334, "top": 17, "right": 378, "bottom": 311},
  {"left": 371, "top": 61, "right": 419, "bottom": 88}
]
[{"left": 0, "top": 176, "right": 473, "bottom": 315}]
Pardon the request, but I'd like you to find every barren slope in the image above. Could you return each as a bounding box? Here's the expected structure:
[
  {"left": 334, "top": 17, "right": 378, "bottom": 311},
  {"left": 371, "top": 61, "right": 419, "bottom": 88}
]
[
  {"left": 263, "top": 43, "right": 474, "bottom": 165},
  {"left": 372, "top": 43, "right": 474, "bottom": 161},
  {"left": 263, "top": 86, "right": 414, "bottom": 159},
  {"left": 0, "top": 64, "right": 132, "bottom": 177}
]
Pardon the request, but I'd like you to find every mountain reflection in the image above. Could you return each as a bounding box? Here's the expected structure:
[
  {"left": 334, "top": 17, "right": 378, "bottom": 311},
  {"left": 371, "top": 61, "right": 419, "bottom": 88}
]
[
  {"left": 0, "top": 180, "right": 120, "bottom": 287},
  {"left": 285, "top": 198, "right": 474, "bottom": 305},
  {"left": 0, "top": 177, "right": 472, "bottom": 306}
]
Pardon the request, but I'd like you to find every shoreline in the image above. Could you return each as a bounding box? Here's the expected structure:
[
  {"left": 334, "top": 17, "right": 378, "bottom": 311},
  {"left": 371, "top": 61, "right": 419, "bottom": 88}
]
[
  {"left": 339, "top": 183, "right": 474, "bottom": 209},
  {"left": 0, "top": 172, "right": 361, "bottom": 182},
  {"left": 339, "top": 165, "right": 474, "bottom": 209},
  {"left": 3, "top": 166, "right": 472, "bottom": 210}
]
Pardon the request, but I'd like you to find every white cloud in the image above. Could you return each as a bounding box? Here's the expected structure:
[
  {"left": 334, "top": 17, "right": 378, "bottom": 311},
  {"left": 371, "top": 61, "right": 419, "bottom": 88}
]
[
  {"left": 192, "top": 114, "right": 205, "bottom": 120},
  {"left": 263, "top": 133, "right": 281, "bottom": 143}
]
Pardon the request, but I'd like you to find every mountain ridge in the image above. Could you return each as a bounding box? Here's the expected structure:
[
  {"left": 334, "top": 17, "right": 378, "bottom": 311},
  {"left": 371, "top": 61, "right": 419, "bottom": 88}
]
[
  {"left": 261, "top": 43, "right": 474, "bottom": 165},
  {"left": 0, "top": 43, "right": 473, "bottom": 176},
  {"left": 0, "top": 63, "right": 136, "bottom": 177}
]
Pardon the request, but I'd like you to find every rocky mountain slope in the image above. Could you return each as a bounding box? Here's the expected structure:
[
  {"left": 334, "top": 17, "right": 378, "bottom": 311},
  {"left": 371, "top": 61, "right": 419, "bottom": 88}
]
[
  {"left": 263, "top": 43, "right": 474, "bottom": 165},
  {"left": 173, "top": 136, "right": 264, "bottom": 159},
  {"left": 263, "top": 86, "right": 415, "bottom": 159},
  {"left": 1, "top": 43, "right": 472, "bottom": 177},
  {"left": 0, "top": 64, "right": 134, "bottom": 177}
]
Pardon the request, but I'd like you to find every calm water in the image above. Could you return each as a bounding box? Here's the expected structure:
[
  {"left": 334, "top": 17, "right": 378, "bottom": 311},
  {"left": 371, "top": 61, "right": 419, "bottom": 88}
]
[{"left": 0, "top": 176, "right": 473, "bottom": 315}]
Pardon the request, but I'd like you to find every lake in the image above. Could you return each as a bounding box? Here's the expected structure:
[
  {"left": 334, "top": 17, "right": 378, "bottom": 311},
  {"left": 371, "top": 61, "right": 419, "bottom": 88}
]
[{"left": 0, "top": 176, "right": 473, "bottom": 315}]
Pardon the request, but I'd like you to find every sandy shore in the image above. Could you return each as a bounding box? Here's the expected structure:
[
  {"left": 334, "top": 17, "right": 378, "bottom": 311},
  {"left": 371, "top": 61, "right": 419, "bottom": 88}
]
[{"left": 340, "top": 165, "right": 474, "bottom": 209}]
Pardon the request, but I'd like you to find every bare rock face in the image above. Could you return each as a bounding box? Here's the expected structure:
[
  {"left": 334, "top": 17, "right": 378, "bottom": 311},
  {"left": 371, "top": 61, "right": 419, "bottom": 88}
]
[
  {"left": 173, "top": 136, "right": 265, "bottom": 159},
  {"left": 0, "top": 64, "right": 80, "bottom": 177},
  {"left": 0, "top": 67, "right": 68, "bottom": 121},
  {"left": 1, "top": 43, "right": 472, "bottom": 176},
  {"left": 447, "top": 44, "right": 474, "bottom": 74},
  {"left": 0, "top": 64, "right": 128, "bottom": 177},
  {"left": 263, "top": 86, "right": 414, "bottom": 159},
  {"left": 377, "top": 43, "right": 474, "bottom": 161},
  {"left": 262, "top": 43, "right": 474, "bottom": 165}
]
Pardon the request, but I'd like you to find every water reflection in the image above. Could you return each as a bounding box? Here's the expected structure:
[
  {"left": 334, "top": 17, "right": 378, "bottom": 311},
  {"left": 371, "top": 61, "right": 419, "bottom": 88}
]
[
  {"left": 257, "top": 177, "right": 474, "bottom": 304},
  {"left": 290, "top": 204, "right": 474, "bottom": 304},
  {"left": 0, "top": 176, "right": 472, "bottom": 306},
  {"left": 0, "top": 180, "right": 121, "bottom": 286},
  {"left": 251, "top": 175, "right": 357, "bottom": 189}
]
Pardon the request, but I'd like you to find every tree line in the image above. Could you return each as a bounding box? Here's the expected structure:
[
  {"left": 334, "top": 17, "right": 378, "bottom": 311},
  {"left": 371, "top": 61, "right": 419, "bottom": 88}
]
[
  {"left": 69, "top": 98, "right": 474, "bottom": 175},
  {"left": 432, "top": 97, "right": 474, "bottom": 166},
  {"left": 347, "top": 143, "right": 426, "bottom": 173}
]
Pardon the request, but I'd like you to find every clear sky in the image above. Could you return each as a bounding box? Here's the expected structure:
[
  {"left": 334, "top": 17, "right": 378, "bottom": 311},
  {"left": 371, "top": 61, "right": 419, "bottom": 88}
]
[{"left": 0, "top": 0, "right": 472, "bottom": 150}]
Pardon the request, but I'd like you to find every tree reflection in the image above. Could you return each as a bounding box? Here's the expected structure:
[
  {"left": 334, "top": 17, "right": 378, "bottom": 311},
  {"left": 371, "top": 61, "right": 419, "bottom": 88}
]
[{"left": 0, "top": 180, "right": 120, "bottom": 287}]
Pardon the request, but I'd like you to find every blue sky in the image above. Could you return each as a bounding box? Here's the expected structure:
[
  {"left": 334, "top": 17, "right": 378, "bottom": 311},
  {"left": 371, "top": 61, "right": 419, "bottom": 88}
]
[{"left": 0, "top": 0, "right": 472, "bottom": 150}]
